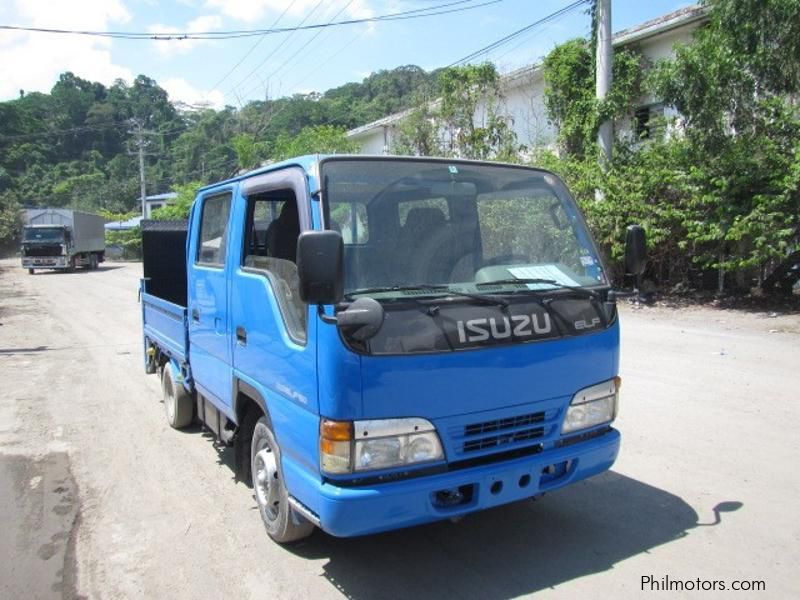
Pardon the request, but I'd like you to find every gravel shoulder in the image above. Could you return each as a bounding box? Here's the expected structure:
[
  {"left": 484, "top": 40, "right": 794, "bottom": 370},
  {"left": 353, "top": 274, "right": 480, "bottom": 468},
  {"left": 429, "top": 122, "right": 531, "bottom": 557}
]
[{"left": 1, "top": 259, "right": 798, "bottom": 599}]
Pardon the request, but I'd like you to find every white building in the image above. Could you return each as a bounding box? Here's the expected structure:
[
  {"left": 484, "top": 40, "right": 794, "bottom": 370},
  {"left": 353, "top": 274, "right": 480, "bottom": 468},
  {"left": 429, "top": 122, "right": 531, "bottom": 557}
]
[
  {"left": 346, "top": 5, "right": 707, "bottom": 154},
  {"left": 143, "top": 192, "right": 177, "bottom": 219}
]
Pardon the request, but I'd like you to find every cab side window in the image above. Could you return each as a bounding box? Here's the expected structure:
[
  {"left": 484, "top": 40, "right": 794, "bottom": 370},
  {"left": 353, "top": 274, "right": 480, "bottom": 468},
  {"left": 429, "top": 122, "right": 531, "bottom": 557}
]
[
  {"left": 242, "top": 192, "right": 306, "bottom": 343},
  {"left": 197, "top": 193, "right": 232, "bottom": 266}
]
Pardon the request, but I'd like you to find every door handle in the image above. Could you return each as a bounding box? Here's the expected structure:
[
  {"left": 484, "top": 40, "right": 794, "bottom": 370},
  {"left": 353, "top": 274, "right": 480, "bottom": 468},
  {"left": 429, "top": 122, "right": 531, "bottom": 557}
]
[
  {"left": 236, "top": 326, "right": 247, "bottom": 345},
  {"left": 191, "top": 308, "right": 200, "bottom": 322}
]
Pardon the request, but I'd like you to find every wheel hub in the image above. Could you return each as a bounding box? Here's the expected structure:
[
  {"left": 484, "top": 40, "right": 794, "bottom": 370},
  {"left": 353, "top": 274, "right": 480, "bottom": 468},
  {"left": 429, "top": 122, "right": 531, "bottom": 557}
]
[{"left": 254, "top": 446, "right": 280, "bottom": 521}]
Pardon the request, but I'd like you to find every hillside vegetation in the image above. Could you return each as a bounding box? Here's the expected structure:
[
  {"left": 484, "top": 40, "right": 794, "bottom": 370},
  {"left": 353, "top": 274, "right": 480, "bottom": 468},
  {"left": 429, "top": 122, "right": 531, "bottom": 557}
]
[
  {"left": 0, "top": 65, "right": 439, "bottom": 239},
  {"left": 1, "top": 0, "right": 797, "bottom": 293}
]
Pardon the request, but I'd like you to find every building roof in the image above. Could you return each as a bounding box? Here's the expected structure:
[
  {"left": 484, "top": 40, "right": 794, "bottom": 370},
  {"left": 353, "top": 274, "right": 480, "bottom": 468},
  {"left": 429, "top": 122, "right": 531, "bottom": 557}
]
[
  {"left": 105, "top": 216, "right": 143, "bottom": 231},
  {"left": 145, "top": 192, "right": 177, "bottom": 201},
  {"left": 613, "top": 4, "right": 707, "bottom": 46},
  {"left": 346, "top": 4, "right": 708, "bottom": 139}
]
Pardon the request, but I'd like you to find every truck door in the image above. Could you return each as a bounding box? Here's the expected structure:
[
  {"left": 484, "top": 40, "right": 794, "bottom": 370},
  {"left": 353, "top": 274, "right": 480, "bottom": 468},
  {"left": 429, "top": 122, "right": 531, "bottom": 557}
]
[
  {"left": 189, "top": 189, "right": 234, "bottom": 409},
  {"left": 230, "top": 169, "right": 317, "bottom": 414}
]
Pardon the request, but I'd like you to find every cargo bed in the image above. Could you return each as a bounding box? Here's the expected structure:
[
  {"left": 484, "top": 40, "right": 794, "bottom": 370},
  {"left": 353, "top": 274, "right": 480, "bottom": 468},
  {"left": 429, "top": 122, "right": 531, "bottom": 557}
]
[{"left": 141, "top": 288, "right": 189, "bottom": 364}]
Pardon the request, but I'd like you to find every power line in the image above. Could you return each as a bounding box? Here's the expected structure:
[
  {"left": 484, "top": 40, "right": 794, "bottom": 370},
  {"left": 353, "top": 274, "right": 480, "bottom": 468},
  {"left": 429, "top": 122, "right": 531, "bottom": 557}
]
[
  {"left": 282, "top": 24, "right": 369, "bottom": 95},
  {"left": 227, "top": 0, "right": 326, "bottom": 102},
  {"left": 235, "top": 0, "right": 356, "bottom": 102},
  {"left": 0, "top": 0, "right": 504, "bottom": 40},
  {"left": 491, "top": 4, "right": 579, "bottom": 64},
  {"left": 446, "top": 0, "right": 589, "bottom": 67},
  {"left": 208, "top": 0, "right": 298, "bottom": 93}
]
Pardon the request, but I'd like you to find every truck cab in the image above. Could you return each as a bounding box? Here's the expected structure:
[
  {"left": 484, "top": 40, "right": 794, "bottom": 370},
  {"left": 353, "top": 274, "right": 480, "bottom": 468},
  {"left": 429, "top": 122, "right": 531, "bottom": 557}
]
[
  {"left": 141, "top": 155, "right": 641, "bottom": 542},
  {"left": 21, "top": 225, "right": 71, "bottom": 270}
]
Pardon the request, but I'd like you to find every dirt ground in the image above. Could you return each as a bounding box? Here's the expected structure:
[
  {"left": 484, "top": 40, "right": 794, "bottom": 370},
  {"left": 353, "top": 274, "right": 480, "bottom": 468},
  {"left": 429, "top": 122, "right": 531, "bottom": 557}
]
[{"left": 1, "top": 259, "right": 798, "bottom": 599}]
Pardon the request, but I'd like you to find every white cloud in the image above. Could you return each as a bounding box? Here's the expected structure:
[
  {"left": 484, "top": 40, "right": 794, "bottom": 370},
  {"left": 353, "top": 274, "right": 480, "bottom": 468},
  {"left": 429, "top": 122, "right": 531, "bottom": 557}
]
[
  {"left": 0, "top": 0, "right": 133, "bottom": 99},
  {"left": 162, "top": 77, "right": 225, "bottom": 109},
  {"left": 16, "top": 0, "right": 131, "bottom": 29},
  {"left": 148, "top": 14, "right": 223, "bottom": 57},
  {"left": 205, "top": 0, "right": 373, "bottom": 25}
]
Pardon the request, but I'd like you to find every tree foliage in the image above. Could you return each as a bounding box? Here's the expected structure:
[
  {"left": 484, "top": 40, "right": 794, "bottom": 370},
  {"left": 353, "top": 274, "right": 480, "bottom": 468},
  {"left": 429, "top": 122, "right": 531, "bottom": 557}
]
[
  {"left": 272, "top": 125, "right": 359, "bottom": 161},
  {"left": 543, "top": 39, "right": 643, "bottom": 158},
  {"left": 539, "top": 0, "right": 800, "bottom": 292},
  {"left": 0, "top": 65, "right": 441, "bottom": 246},
  {"left": 392, "top": 63, "right": 522, "bottom": 160},
  {"left": 151, "top": 181, "right": 204, "bottom": 220}
]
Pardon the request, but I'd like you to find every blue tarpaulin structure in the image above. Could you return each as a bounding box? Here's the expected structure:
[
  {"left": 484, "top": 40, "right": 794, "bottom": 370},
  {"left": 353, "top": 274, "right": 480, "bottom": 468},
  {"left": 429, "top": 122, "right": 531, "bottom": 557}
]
[{"left": 104, "top": 216, "right": 143, "bottom": 231}]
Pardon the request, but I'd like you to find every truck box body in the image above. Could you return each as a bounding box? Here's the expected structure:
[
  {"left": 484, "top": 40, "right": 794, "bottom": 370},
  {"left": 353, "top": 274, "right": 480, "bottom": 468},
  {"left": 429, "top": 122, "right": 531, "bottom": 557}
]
[
  {"left": 140, "top": 155, "right": 625, "bottom": 540},
  {"left": 21, "top": 208, "right": 105, "bottom": 271}
]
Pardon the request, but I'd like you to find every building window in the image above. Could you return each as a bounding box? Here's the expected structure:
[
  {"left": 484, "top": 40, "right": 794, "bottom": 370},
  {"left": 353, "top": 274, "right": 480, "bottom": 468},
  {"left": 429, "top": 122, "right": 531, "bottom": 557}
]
[{"left": 635, "top": 103, "right": 664, "bottom": 139}]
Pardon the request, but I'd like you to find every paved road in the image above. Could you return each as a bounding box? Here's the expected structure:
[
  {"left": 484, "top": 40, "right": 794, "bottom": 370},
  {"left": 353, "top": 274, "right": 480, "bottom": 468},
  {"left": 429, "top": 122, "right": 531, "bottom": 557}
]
[{"left": 1, "top": 260, "right": 798, "bottom": 599}]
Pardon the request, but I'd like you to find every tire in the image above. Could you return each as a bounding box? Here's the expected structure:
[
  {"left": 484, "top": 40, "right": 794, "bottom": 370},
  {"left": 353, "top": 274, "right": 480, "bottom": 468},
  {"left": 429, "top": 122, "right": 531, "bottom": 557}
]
[
  {"left": 251, "top": 416, "right": 315, "bottom": 543},
  {"left": 90, "top": 254, "right": 98, "bottom": 269},
  {"left": 27, "top": 268, "right": 34, "bottom": 275},
  {"left": 161, "top": 363, "right": 193, "bottom": 429}
]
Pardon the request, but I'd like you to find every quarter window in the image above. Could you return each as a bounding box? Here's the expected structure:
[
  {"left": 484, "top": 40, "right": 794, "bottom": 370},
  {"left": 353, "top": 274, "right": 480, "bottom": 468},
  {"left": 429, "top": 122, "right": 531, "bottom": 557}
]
[{"left": 197, "top": 193, "right": 232, "bottom": 266}]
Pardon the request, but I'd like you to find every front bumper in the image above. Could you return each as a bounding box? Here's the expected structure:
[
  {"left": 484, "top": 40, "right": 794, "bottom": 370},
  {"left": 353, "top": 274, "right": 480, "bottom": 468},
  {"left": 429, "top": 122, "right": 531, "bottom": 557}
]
[
  {"left": 22, "top": 257, "right": 69, "bottom": 268},
  {"left": 294, "top": 428, "right": 620, "bottom": 537}
]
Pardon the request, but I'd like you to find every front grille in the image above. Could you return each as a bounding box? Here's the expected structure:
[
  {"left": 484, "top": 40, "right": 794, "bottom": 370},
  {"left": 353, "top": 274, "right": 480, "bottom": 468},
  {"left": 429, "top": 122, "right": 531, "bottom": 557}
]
[
  {"left": 24, "top": 244, "right": 62, "bottom": 257},
  {"left": 462, "top": 411, "right": 545, "bottom": 453}
]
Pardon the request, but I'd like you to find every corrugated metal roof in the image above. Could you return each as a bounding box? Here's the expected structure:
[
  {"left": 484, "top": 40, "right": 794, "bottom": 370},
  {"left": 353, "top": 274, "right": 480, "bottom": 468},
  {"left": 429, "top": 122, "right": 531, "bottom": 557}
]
[{"left": 140, "top": 219, "right": 188, "bottom": 232}]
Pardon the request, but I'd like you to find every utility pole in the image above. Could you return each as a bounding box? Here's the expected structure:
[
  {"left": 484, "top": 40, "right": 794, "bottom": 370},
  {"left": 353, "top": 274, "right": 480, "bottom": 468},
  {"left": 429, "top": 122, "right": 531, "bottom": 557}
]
[
  {"left": 127, "top": 119, "right": 159, "bottom": 218},
  {"left": 596, "top": 0, "right": 613, "bottom": 170}
]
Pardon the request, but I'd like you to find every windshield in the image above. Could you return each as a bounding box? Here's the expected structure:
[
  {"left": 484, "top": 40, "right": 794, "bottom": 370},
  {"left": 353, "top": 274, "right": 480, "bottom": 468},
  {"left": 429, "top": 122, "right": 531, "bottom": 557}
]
[
  {"left": 322, "top": 158, "right": 606, "bottom": 298},
  {"left": 23, "top": 227, "right": 65, "bottom": 243}
]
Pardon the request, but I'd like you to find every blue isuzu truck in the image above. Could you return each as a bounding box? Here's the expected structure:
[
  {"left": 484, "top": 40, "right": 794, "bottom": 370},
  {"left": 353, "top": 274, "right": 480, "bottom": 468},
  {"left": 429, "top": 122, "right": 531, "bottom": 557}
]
[{"left": 140, "top": 155, "right": 646, "bottom": 542}]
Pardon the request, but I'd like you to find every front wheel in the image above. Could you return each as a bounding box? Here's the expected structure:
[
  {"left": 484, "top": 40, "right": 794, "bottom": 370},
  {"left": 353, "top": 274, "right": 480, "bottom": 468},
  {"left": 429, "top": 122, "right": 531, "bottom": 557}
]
[
  {"left": 27, "top": 268, "right": 34, "bottom": 275},
  {"left": 251, "top": 416, "right": 314, "bottom": 543}
]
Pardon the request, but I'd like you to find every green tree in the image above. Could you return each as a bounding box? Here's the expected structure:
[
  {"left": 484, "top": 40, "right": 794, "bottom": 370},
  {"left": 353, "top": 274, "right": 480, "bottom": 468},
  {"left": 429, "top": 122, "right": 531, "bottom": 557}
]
[
  {"left": 272, "top": 125, "right": 358, "bottom": 161},
  {"left": 231, "top": 133, "right": 268, "bottom": 171},
  {"left": 649, "top": 0, "right": 800, "bottom": 288},
  {"left": 543, "top": 39, "right": 643, "bottom": 158},
  {"left": 391, "top": 63, "right": 521, "bottom": 160},
  {"left": 152, "top": 181, "right": 204, "bottom": 220}
]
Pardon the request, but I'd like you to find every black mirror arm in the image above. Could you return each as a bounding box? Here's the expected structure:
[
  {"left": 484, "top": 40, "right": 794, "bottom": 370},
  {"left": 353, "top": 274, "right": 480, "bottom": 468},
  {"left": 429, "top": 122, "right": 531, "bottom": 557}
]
[{"left": 318, "top": 304, "right": 338, "bottom": 325}]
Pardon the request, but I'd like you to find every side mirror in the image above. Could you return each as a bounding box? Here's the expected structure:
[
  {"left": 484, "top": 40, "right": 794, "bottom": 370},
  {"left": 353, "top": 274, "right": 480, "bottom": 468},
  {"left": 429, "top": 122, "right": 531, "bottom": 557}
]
[
  {"left": 337, "top": 297, "right": 384, "bottom": 341},
  {"left": 624, "top": 224, "right": 647, "bottom": 276},
  {"left": 296, "top": 230, "right": 344, "bottom": 304}
]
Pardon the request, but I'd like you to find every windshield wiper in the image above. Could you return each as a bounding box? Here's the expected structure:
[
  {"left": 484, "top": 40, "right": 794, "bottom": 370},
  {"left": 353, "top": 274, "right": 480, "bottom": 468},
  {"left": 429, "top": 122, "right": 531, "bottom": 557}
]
[
  {"left": 347, "top": 284, "right": 508, "bottom": 307},
  {"left": 476, "top": 278, "right": 600, "bottom": 299}
]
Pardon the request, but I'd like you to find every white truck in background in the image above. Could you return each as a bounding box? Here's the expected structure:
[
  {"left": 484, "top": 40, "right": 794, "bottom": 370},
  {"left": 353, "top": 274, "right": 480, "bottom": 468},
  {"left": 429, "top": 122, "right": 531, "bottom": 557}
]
[{"left": 21, "top": 209, "right": 106, "bottom": 274}]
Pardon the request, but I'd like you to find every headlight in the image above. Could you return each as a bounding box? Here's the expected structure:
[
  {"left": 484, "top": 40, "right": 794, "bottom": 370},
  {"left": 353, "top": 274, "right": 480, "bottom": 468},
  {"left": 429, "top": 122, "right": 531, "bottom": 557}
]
[
  {"left": 561, "top": 377, "right": 620, "bottom": 434},
  {"left": 320, "top": 417, "right": 444, "bottom": 474}
]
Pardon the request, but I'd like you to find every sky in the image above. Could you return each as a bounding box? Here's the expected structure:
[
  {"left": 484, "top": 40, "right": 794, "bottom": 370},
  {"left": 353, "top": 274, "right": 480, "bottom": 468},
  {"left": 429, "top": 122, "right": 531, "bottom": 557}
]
[{"left": 0, "top": 0, "right": 691, "bottom": 109}]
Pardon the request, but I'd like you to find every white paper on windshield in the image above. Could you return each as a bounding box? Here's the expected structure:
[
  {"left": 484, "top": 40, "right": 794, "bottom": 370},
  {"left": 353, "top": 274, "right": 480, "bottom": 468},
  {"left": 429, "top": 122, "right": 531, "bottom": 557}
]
[{"left": 507, "top": 265, "right": 581, "bottom": 288}]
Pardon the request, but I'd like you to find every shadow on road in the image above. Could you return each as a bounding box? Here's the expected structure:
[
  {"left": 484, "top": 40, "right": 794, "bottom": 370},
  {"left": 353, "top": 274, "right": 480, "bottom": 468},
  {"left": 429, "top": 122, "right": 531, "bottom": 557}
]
[
  {"left": 193, "top": 414, "right": 737, "bottom": 597},
  {"left": 0, "top": 346, "right": 50, "bottom": 354},
  {"left": 28, "top": 264, "right": 127, "bottom": 275},
  {"left": 285, "top": 472, "right": 730, "bottom": 599}
]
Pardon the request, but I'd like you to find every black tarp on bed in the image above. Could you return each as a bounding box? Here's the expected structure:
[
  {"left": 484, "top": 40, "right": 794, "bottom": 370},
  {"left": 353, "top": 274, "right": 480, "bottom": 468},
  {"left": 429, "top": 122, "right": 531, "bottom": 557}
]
[{"left": 141, "top": 219, "right": 188, "bottom": 307}]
